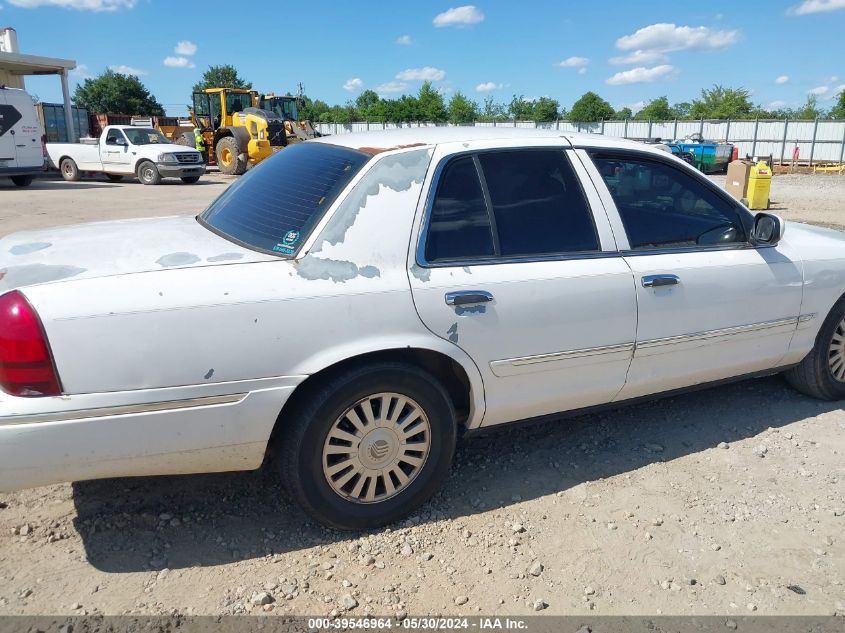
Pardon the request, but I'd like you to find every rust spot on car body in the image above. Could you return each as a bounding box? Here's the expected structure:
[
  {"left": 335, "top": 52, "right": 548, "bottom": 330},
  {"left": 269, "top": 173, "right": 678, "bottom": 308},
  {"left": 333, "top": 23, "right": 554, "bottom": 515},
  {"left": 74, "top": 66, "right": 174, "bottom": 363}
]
[{"left": 357, "top": 143, "right": 428, "bottom": 156}]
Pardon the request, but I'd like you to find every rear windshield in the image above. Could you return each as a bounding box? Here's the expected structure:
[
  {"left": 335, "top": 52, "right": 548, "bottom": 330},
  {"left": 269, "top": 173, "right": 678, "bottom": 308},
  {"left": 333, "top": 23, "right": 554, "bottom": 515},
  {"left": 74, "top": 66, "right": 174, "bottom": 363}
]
[{"left": 199, "top": 143, "right": 370, "bottom": 256}]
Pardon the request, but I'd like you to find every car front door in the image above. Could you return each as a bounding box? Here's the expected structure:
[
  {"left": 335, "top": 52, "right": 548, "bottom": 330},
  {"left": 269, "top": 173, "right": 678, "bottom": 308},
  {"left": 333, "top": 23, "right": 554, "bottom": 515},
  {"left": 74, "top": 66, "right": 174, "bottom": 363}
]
[
  {"left": 102, "top": 128, "right": 132, "bottom": 171},
  {"left": 581, "top": 149, "right": 803, "bottom": 401},
  {"left": 408, "top": 141, "right": 637, "bottom": 427}
]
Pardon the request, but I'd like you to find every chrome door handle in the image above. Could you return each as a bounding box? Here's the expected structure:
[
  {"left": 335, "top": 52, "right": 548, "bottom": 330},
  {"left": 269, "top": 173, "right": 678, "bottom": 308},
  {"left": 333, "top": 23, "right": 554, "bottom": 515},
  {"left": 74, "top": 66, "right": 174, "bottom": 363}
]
[
  {"left": 642, "top": 274, "right": 680, "bottom": 288},
  {"left": 445, "top": 290, "right": 494, "bottom": 306}
]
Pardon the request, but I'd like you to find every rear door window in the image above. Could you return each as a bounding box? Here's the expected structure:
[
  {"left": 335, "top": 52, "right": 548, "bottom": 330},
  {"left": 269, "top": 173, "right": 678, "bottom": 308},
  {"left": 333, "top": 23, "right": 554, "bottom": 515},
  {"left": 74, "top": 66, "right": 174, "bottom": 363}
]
[
  {"left": 423, "top": 149, "right": 599, "bottom": 263},
  {"left": 200, "top": 143, "right": 370, "bottom": 256}
]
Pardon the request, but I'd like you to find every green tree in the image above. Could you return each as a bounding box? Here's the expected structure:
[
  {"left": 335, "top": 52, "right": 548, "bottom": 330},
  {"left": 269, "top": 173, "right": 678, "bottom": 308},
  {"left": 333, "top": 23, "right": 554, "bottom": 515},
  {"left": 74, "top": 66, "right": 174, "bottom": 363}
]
[
  {"left": 689, "top": 85, "right": 754, "bottom": 119},
  {"left": 614, "top": 107, "right": 633, "bottom": 120},
  {"left": 508, "top": 95, "right": 533, "bottom": 120},
  {"left": 417, "top": 81, "right": 447, "bottom": 122},
  {"left": 795, "top": 94, "right": 825, "bottom": 119},
  {"left": 635, "top": 96, "right": 672, "bottom": 120},
  {"left": 192, "top": 65, "right": 252, "bottom": 93},
  {"left": 355, "top": 90, "right": 381, "bottom": 120},
  {"left": 830, "top": 89, "right": 845, "bottom": 119},
  {"left": 298, "top": 96, "right": 330, "bottom": 122},
  {"left": 447, "top": 91, "right": 479, "bottom": 124},
  {"left": 569, "top": 91, "right": 615, "bottom": 122},
  {"left": 533, "top": 97, "right": 560, "bottom": 122},
  {"left": 671, "top": 101, "right": 692, "bottom": 118},
  {"left": 72, "top": 69, "right": 163, "bottom": 115},
  {"left": 478, "top": 96, "right": 508, "bottom": 122}
]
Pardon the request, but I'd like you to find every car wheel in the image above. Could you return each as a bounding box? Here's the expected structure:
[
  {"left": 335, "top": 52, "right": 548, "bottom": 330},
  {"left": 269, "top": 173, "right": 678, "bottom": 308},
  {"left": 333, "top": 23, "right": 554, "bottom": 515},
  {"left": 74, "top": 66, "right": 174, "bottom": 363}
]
[
  {"left": 278, "top": 363, "right": 457, "bottom": 530},
  {"left": 181, "top": 176, "right": 201, "bottom": 184},
  {"left": 11, "top": 175, "right": 33, "bottom": 187},
  {"left": 785, "top": 296, "right": 845, "bottom": 400},
  {"left": 60, "top": 158, "right": 80, "bottom": 182},
  {"left": 137, "top": 160, "right": 161, "bottom": 185},
  {"left": 106, "top": 174, "right": 123, "bottom": 182}
]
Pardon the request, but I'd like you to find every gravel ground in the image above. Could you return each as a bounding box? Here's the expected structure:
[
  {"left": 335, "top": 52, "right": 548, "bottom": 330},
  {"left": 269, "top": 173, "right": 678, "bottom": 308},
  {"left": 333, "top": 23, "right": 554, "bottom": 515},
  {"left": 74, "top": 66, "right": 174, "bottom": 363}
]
[{"left": 0, "top": 171, "right": 844, "bottom": 617}]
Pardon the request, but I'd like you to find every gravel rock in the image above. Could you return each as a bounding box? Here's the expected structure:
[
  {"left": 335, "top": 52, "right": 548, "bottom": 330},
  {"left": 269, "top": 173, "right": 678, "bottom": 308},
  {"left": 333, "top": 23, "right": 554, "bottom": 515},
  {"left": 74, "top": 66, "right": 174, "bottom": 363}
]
[
  {"left": 401, "top": 543, "right": 414, "bottom": 557},
  {"left": 454, "top": 595, "right": 469, "bottom": 606},
  {"left": 340, "top": 594, "right": 358, "bottom": 610},
  {"left": 718, "top": 442, "right": 730, "bottom": 449},
  {"left": 528, "top": 561, "right": 543, "bottom": 577},
  {"left": 532, "top": 598, "right": 548, "bottom": 611},
  {"left": 511, "top": 523, "right": 525, "bottom": 534},
  {"left": 250, "top": 592, "right": 273, "bottom": 606},
  {"left": 714, "top": 575, "right": 726, "bottom": 585}
]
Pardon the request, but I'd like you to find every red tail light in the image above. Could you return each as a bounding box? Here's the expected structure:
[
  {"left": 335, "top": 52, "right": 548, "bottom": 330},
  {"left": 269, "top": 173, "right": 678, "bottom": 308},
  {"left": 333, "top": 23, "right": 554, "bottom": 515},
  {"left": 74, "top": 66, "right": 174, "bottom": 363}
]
[{"left": 0, "top": 291, "right": 62, "bottom": 397}]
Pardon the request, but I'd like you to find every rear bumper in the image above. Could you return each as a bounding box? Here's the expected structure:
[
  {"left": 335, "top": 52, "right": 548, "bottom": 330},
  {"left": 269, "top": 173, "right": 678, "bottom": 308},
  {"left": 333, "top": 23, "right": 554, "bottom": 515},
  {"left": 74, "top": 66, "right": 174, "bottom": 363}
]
[
  {"left": 0, "top": 164, "right": 44, "bottom": 176},
  {"left": 156, "top": 163, "right": 205, "bottom": 178},
  {"left": 0, "top": 375, "right": 305, "bottom": 491}
]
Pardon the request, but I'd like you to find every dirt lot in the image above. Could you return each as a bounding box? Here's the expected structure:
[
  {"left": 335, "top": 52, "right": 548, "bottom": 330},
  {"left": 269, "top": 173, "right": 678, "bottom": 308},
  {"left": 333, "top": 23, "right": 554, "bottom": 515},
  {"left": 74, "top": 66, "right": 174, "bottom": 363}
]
[{"left": 0, "top": 172, "right": 844, "bottom": 617}]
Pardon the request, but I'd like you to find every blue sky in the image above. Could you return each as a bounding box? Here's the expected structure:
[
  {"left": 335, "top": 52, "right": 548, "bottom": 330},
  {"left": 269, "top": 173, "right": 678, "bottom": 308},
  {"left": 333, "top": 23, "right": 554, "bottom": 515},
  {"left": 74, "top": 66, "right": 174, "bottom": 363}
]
[{"left": 4, "top": 0, "right": 845, "bottom": 116}]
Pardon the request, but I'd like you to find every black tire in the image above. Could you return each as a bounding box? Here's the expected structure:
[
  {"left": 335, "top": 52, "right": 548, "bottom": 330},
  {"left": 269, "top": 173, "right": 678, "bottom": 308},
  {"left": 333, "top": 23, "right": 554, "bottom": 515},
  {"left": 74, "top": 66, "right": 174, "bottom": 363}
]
[
  {"left": 60, "top": 157, "right": 80, "bottom": 182},
  {"left": 181, "top": 176, "right": 201, "bottom": 184},
  {"left": 136, "top": 160, "right": 161, "bottom": 185},
  {"left": 216, "top": 136, "right": 247, "bottom": 176},
  {"left": 785, "top": 295, "right": 845, "bottom": 400},
  {"left": 11, "top": 175, "right": 33, "bottom": 187},
  {"left": 105, "top": 174, "right": 123, "bottom": 182},
  {"left": 278, "top": 363, "right": 457, "bottom": 530}
]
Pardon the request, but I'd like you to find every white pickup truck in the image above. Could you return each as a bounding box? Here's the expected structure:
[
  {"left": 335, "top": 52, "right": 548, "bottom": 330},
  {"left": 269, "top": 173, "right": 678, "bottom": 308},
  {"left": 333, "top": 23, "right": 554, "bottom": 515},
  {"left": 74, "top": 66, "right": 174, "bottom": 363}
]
[{"left": 46, "top": 125, "right": 205, "bottom": 185}]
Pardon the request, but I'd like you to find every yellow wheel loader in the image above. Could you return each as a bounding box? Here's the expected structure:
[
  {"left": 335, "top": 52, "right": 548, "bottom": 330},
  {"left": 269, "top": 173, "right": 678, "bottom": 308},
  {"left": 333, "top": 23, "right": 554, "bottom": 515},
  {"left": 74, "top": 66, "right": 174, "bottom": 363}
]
[
  {"left": 184, "top": 88, "right": 287, "bottom": 175},
  {"left": 258, "top": 93, "right": 321, "bottom": 145}
]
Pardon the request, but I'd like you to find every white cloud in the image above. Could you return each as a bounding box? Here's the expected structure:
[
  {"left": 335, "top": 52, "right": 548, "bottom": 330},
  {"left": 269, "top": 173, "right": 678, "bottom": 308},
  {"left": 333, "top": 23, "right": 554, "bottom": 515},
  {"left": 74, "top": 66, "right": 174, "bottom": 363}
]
[
  {"left": 163, "top": 56, "right": 195, "bottom": 69},
  {"left": 775, "top": 75, "right": 790, "bottom": 84},
  {"left": 609, "top": 50, "right": 669, "bottom": 65},
  {"left": 174, "top": 40, "right": 197, "bottom": 56},
  {"left": 395, "top": 35, "right": 412, "bottom": 45},
  {"left": 788, "top": 0, "right": 845, "bottom": 14},
  {"left": 605, "top": 64, "right": 676, "bottom": 85},
  {"left": 475, "top": 81, "right": 503, "bottom": 92},
  {"left": 109, "top": 64, "right": 146, "bottom": 76},
  {"left": 616, "top": 23, "right": 739, "bottom": 53},
  {"left": 433, "top": 5, "right": 484, "bottom": 27},
  {"left": 375, "top": 81, "right": 408, "bottom": 95},
  {"left": 615, "top": 100, "right": 647, "bottom": 114},
  {"left": 69, "top": 63, "right": 91, "bottom": 79},
  {"left": 343, "top": 77, "right": 364, "bottom": 92},
  {"left": 768, "top": 100, "right": 788, "bottom": 109},
  {"left": 396, "top": 66, "right": 446, "bottom": 81},
  {"left": 8, "top": 0, "right": 134, "bottom": 10},
  {"left": 578, "top": 67, "right": 587, "bottom": 75},
  {"left": 558, "top": 56, "right": 589, "bottom": 68},
  {"left": 809, "top": 85, "right": 830, "bottom": 95}
]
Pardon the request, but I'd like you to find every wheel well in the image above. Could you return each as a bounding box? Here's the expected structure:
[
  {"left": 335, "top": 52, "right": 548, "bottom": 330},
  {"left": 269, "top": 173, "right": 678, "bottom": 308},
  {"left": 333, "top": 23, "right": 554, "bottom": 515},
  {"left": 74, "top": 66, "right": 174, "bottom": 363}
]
[
  {"left": 134, "top": 157, "right": 155, "bottom": 173},
  {"left": 267, "top": 348, "right": 473, "bottom": 448}
]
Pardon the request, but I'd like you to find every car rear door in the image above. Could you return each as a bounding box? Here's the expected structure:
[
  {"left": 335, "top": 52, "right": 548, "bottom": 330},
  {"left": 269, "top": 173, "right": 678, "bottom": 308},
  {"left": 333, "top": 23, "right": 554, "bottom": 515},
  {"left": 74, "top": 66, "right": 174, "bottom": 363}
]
[
  {"left": 579, "top": 148, "right": 803, "bottom": 401},
  {"left": 0, "top": 89, "right": 13, "bottom": 170},
  {"left": 408, "top": 140, "right": 637, "bottom": 427}
]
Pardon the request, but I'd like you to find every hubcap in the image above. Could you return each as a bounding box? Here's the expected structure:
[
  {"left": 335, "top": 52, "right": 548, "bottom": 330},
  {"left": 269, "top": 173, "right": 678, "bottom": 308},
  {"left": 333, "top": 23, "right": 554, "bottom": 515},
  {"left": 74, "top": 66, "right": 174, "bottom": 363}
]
[
  {"left": 322, "top": 392, "right": 431, "bottom": 504},
  {"left": 220, "top": 148, "right": 232, "bottom": 166},
  {"left": 143, "top": 168, "right": 154, "bottom": 181},
  {"left": 828, "top": 318, "right": 845, "bottom": 382}
]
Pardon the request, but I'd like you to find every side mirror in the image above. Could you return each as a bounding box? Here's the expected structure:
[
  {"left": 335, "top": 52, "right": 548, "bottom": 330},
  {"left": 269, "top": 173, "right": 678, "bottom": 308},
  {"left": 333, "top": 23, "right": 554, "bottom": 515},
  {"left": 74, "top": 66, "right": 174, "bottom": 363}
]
[{"left": 751, "top": 212, "right": 784, "bottom": 246}]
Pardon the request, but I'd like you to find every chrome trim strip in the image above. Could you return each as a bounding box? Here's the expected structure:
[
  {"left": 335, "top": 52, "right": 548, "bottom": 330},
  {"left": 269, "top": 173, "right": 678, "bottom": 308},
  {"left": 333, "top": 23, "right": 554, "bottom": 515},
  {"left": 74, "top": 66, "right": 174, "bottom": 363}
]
[
  {"left": 798, "top": 313, "right": 817, "bottom": 323},
  {"left": 499, "top": 342, "right": 635, "bottom": 368},
  {"left": 636, "top": 317, "right": 798, "bottom": 350},
  {"left": 0, "top": 393, "right": 247, "bottom": 427}
]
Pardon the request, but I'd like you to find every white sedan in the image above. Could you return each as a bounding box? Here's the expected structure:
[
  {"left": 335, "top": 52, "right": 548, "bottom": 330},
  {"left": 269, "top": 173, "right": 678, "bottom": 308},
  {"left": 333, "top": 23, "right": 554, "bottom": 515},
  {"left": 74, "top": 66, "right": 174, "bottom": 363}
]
[{"left": 1, "top": 128, "right": 843, "bottom": 529}]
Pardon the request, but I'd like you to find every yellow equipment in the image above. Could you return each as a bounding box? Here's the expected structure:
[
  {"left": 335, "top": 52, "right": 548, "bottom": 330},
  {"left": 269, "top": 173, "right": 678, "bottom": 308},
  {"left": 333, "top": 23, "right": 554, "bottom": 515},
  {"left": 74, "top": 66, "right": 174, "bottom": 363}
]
[
  {"left": 258, "top": 93, "right": 321, "bottom": 144},
  {"left": 745, "top": 160, "right": 772, "bottom": 210},
  {"left": 185, "top": 88, "right": 287, "bottom": 175}
]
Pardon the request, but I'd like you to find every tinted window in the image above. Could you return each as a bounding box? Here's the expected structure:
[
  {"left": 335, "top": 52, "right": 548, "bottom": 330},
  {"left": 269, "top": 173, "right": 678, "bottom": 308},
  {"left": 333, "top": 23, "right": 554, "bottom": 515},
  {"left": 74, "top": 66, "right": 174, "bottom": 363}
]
[
  {"left": 478, "top": 150, "right": 598, "bottom": 256},
  {"left": 425, "top": 157, "right": 495, "bottom": 262},
  {"left": 592, "top": 154, "right": 747, "bottom": 250},
  {"left": 200, "top": 143, "right": 369, "bottom": 256}
]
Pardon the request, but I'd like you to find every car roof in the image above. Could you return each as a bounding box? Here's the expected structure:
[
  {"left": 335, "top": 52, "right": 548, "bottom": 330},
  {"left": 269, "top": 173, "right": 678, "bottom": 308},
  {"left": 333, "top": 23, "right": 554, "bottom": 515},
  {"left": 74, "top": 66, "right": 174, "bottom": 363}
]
[{"left": 311, "top": 126, "right": 650, "bottom": 154}]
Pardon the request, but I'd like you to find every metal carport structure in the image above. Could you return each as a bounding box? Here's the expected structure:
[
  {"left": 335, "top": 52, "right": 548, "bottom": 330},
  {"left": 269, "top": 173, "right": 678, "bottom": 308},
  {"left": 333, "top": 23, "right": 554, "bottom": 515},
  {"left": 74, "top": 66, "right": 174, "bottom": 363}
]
[{"left": 1, "top": 30, "right": 77, "bottom": 142}]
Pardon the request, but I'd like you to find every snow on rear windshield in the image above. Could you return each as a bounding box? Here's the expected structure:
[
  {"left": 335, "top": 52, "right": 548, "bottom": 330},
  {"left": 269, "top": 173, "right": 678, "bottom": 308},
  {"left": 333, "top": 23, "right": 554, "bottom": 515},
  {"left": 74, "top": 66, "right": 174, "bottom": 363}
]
[{"left": 199, "top": 143, "right": 370, "bottom": 256}]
